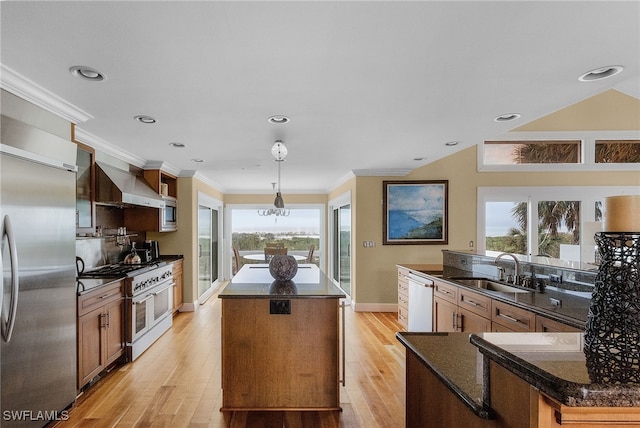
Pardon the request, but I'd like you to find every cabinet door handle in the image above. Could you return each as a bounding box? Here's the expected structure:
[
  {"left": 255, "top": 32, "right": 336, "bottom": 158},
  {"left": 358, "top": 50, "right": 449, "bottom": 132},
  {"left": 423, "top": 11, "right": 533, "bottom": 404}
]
[{"left": 463, "top": 299, "right": 481, "bottom": 307}]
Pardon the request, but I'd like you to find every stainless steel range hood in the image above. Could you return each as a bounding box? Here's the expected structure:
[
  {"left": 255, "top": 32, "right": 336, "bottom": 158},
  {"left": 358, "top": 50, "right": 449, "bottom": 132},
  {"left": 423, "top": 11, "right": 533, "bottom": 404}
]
[{"left": 96, "top": 162, "right": 163, "bottom": 208}]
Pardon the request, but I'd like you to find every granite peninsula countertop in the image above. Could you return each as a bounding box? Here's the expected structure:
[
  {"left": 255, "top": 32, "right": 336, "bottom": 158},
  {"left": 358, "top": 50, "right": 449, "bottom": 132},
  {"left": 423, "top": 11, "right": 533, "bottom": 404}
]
[
  {"left": 397, "top": 331, "right": 640, "bottom": 418},
  {"left": 219, "top": 264, "right": 345, "bottom": 299}
]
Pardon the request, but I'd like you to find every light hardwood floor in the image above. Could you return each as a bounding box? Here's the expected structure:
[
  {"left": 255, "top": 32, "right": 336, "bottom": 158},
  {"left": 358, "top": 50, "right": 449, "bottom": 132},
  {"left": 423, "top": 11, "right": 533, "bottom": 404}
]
[{"left": 57, "top": 289, "right": 407, "bottom": 427}]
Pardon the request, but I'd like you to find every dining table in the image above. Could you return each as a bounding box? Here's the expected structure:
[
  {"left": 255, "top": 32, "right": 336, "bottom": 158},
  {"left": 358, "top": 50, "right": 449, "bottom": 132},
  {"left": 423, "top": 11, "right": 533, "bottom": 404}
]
[{"left": 242, "top": 253, "right": 307, "bottom": 261}]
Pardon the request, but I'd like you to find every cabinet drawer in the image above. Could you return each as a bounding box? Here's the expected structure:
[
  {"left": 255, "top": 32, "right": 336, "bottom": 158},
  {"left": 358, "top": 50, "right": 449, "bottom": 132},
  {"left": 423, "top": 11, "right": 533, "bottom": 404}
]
[
  {"left": 398, "top": 292, "right": 408, "bottom": 309},
  {"left": 78, "top": 281, "right": 124, "bottom": 317},
  {"left": 458, "top": 288, "right": 491, "bottom": 319},
  {"left": 398, "top": 306, "right": 408, "bottom": 328},
  {"left": 535, "top": 315, "right": 582, "bottom": 332},
  {"left": 492, "top": 301, "right": 535, "bottom": 332},
  {"left": 433, "top": 280, "right": 458, "bottom": 304}
]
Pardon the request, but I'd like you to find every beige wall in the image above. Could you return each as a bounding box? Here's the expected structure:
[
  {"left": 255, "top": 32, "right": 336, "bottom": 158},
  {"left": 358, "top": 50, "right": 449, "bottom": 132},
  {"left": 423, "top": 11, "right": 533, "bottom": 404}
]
[{"left": 351, "top": 145, "right": 639, "bottom": 307}]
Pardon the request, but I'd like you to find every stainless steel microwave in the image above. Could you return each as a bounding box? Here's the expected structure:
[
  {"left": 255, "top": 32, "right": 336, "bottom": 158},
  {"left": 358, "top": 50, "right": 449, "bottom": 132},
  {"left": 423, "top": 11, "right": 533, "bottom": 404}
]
[{"left": 161, "top": 196, "right": 177, "bottom": 231}]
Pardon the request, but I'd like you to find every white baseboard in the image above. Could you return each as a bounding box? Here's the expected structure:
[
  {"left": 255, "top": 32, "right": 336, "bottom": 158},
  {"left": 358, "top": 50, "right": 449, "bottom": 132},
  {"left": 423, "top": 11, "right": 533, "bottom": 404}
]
[
  {"left": 179, "top": 301, "right": 198, "bottom": 312},
  {"left": 352, "top": 302, "right": 398, "bottom": 312}
]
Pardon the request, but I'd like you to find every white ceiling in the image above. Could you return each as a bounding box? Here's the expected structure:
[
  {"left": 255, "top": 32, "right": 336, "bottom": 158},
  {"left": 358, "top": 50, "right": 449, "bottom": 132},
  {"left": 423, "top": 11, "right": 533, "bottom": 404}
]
[{"left": 1, "top": 1, "right": 639, "bottom": 193}]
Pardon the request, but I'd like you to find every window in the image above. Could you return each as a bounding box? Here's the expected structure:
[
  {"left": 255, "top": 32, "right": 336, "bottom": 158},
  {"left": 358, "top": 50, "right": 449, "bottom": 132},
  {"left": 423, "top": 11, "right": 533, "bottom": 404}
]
[
  {"left": 484, "top": 140, "right": 581, "bottom": 164},
  {"left": 479, "top": 132, "right": 640, "bottom": 171},
  {"left": 228, "top": 206, "right": 323, "bottom": 274},
  {"left": 478, "top": 187, "right": 639, "bottom": 265},
  {"left": 595, "top": 139, "right": 640, "bottom": 163}
]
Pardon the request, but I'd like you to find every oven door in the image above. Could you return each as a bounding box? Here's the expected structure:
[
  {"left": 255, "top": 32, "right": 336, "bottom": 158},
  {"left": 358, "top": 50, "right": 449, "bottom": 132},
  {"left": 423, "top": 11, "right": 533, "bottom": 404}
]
[
  {"left": 129, "top": 293, "right": 153, "bottom": 343},
  {"left": 151, "top": 281, "right": 173, "bottom": 325}
]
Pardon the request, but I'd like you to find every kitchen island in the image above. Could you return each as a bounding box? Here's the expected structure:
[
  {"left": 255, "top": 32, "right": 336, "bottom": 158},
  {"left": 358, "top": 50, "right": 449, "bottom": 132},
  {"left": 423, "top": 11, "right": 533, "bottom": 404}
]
[
  {"left": 218, "top": 264, "right": 345, "bottom": 412},
  {"left": 397, "top": 332, "right": 640, "bottom": 427}
]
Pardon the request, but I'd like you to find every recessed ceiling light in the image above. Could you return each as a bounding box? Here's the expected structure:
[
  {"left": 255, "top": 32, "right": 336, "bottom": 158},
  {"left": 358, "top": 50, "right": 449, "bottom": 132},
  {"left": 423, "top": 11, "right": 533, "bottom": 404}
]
[
  {"left": 268, "top": 115, "right": 290, "bottom": 124},
  {"left": 69, "top": 66, "right": 106, "bottom": 81},
  {"left": 191, "top": 158, "right": 204, "bottom": 163},
  {"left": 494, "top": 113, "right": 521, "bottom": 122},
  {"left": 134, "top": 115, "right": 156, "bottom": 124},
  {"left": 169, "top": 142, "right": 186, "bottom": 148},
  {"left": 445, "top": 141, "right": 459, "bottom": 147},
  {"left": 578, "top": 65, "right": 623, "bottom": 82}
]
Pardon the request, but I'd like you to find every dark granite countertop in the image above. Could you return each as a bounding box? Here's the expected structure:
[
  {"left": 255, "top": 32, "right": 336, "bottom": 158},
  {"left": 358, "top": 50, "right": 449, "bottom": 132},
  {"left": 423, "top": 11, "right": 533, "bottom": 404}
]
[
  {"left": 397, "top": 263, "right": 443, "bottom": 276},
  {"left": 397, "top": 332, "right": 640, "bottom": 417},
  {"left": 219, "top": 264, "right": 345, "bottom": 299},
  {"left": 396, "top": 332, "right": 493, "bottom": 419},
  {"left": 470, "top": 332, "right": 640, "bottom": 407}
]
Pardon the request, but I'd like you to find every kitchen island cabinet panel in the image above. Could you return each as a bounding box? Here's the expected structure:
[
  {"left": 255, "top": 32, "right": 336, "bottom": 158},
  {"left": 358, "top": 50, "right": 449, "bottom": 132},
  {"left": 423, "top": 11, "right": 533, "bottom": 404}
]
[
  {"left": 219, "top": 264, "right": 345, "bottom": 412},
  {"left": 221, "top": 298, "right": 340, "bottom": 410}
]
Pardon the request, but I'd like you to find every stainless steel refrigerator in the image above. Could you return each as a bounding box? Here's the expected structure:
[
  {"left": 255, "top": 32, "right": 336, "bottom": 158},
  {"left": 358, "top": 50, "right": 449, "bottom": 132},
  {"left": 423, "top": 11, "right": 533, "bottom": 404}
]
[{"left": 1, "top": 116, "right": 77, "bottom": 427}]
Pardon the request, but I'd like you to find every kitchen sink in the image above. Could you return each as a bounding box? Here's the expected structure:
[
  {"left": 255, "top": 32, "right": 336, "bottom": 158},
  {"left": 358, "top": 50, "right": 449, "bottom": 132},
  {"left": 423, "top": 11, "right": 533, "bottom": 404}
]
[{"left": 449, "top": 277, "right": 533, "bottom": 294}]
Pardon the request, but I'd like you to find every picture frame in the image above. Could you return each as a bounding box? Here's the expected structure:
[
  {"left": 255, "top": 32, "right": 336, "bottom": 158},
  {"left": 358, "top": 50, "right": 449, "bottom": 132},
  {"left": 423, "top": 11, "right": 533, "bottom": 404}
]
[{"left": 383, "top": 180, "right": 448, "bottom": 245}]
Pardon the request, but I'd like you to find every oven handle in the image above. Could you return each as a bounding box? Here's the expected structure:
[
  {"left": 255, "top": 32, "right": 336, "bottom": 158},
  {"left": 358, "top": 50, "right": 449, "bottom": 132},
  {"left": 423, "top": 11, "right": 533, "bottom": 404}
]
[
  {"left": 133, "top": 294, "right": 154, "bottom": 305},
  {"left": 152, "top": 283, "right": 174, "bottom": 296}
]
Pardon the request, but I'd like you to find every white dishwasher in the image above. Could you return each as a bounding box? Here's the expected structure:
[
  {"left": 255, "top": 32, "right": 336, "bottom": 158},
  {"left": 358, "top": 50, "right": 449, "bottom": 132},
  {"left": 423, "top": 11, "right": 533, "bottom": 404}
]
[{"left": 407, "top": 273, "right": 434, "bottom": 331}]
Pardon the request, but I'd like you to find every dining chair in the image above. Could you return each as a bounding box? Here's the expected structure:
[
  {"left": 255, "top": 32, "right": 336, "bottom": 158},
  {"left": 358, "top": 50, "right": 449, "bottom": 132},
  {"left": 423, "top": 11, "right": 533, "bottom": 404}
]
[
  {"left": 306, "top": 245, "right": 315, "bottom": 263},
  {"left": 264, "top": 247, "right": 287, "bottom": 262},
  {"left": 232, "top": 245, "right": 242, "bottom": 274},
  {"left": 265, "top": 242, "right": 285, "bottom": 249}
]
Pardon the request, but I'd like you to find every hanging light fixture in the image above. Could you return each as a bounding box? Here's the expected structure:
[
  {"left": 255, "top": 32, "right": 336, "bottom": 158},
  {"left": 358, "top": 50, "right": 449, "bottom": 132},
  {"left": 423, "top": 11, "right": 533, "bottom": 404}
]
[{"left": 258, "top": 140, "right": 290, "bottom": 217}]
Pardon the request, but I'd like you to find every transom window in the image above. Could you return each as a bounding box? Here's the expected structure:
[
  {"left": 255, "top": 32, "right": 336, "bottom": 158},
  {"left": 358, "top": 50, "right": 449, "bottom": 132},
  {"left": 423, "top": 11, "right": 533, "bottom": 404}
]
[{"left": 479, "top": 133, "right": 640, "bottom": 171}]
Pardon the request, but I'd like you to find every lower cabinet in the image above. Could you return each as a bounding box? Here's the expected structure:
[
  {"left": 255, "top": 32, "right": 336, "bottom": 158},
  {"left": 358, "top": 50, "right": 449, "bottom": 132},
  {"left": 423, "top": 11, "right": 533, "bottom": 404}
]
[
  {"left": 434, "top": 280, "right": 492, "bottom": 333},
  {"left": 77, "top": 281, "right": 125, "bottom": 390},
  {"left": 172, "top": 259, "right": 184, "bottom": 313},
  {"left": 535, "top": 314, "right": 582, "bottom": 332},
  {"left": 491, "top": 300, "right": 536, "bottom": 332}
]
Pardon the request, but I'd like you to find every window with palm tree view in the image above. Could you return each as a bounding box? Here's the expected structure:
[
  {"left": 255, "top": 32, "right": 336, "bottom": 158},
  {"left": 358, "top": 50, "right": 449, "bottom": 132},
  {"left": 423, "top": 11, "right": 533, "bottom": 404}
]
[{"left": 481, "top": 137, "right": 638, "bottom": 264}]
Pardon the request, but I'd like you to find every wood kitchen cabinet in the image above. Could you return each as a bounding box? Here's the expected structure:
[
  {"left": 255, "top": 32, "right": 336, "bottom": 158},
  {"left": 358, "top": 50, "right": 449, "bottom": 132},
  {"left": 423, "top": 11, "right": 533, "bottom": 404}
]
[
  {"left": 434, "top": 281, "right": 492, "bottom": 333},
  {"left": 491, "top": 300, "right": 535, "bottom": 332},
  {"left": 535, "top": 314, "right": 582, "bottom": 332},
  {"left": 433, "top": 296, "right": 458, "bottom": 332},
  {"left": 77, "top": 280, "right": 125, "bottom": 389},
  {"left": 172, "top": 259, "right": 183, "bottom": 313},
  {"left": 75, "top": 142, "right": 95, "bottom": 234}
]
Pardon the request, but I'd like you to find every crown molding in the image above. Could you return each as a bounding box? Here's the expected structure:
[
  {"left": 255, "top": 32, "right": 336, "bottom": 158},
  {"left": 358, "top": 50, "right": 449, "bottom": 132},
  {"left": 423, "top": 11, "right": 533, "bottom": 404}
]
[
  {"left": 144, "top": 160, "right": 181, "bottom": 177},
  {"left": 0, "top": 64, "right": 93, "bottom": 124},
  {"left": 74, "top": 127, "right": 147, "bottom": 168}
]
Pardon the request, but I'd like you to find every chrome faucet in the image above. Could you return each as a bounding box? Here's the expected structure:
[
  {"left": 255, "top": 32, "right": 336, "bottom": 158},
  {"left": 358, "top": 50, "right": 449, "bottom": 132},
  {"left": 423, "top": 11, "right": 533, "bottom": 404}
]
[{"left": 494, "top": 253, "right": 521, "bottom": 285}]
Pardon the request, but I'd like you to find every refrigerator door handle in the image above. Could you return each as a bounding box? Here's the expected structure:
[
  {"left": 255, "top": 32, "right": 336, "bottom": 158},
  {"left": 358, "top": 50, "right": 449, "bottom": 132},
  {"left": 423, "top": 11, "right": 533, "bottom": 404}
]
[{"left": 1, "top": 215, "right": 20, "bottom": 342}]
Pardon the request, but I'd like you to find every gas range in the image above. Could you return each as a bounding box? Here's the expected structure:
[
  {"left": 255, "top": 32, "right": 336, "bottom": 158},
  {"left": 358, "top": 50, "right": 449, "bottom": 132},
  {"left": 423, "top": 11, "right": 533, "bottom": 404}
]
[
  {"left": 79, "top": 261, "right": 173, "bottom": 297},
  {"left": 79, "top": 261, "right": 165, "bottom": 279}
]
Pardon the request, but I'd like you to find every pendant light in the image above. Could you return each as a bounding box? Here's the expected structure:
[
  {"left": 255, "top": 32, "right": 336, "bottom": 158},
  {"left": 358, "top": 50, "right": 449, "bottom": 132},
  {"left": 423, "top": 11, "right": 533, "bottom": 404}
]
[{"left": 257, "top": 140, "right": 290, "bottom": 217}]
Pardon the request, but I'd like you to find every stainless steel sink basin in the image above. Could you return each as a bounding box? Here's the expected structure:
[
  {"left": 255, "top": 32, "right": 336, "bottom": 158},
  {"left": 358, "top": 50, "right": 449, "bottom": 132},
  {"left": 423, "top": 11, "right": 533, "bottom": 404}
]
[{"left": 449, "top": 277, "right": 532, "bottom": 294}]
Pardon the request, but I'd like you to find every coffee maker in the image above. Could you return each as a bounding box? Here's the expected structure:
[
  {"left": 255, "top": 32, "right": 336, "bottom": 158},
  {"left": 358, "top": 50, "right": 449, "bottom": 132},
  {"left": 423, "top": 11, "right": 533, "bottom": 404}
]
[{"left": 144, "top": 240, "right": 160, "bottom": 260}]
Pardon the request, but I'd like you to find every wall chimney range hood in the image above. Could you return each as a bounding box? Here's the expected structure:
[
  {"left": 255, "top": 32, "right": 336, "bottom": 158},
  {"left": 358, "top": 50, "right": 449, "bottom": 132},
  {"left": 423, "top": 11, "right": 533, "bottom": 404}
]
[{"left": 95, "top": 162, "right": 163, "bottom": 209}]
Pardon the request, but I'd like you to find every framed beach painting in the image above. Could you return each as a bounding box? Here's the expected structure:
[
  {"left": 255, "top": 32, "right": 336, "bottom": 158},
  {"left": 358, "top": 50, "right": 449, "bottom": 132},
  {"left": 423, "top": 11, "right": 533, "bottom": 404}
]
[{"left": 383, "top": 180, "right": 448, "bottom": 245}]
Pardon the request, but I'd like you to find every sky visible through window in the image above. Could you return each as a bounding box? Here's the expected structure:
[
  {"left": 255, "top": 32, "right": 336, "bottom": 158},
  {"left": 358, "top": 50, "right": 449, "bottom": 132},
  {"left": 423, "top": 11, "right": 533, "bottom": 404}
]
[{"left": 232, "top": 209, "right": 320, "bottom": 234}]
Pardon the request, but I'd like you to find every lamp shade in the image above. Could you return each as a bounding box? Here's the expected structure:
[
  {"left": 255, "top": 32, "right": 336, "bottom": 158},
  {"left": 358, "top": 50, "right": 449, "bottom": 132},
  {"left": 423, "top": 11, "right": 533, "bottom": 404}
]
[
  {"left": 274, "top": 192, "right": 285, "bottom": 208},
  {"left": 603, "top": 195, "right": 640, "bottom": 232}
]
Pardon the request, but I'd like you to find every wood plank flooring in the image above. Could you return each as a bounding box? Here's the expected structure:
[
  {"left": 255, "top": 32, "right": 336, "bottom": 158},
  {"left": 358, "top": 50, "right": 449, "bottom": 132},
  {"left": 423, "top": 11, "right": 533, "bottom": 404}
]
[{"left": 56, "top": 289, "right": 407, "bottom": 427}]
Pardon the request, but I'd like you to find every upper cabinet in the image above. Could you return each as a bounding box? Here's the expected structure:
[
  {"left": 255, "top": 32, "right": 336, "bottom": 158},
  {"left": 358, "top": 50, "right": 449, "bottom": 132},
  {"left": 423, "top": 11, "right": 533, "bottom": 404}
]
[
  {"left": 123, "top": 169, "right": 178, "bottom": 233},
  {"left": 76, "top": 142, "right": 95, "bottom": 234},
  {"left": 142, "top": 169, "right": 177, "bottom": 198}
]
